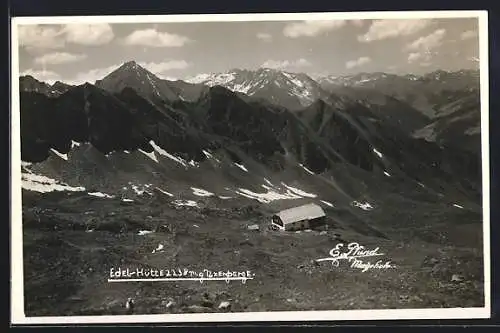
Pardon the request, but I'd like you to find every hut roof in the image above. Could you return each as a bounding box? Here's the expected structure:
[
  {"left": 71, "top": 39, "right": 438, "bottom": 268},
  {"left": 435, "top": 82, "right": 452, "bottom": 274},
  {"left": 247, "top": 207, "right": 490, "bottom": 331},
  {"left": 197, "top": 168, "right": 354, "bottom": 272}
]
[{"left": 274, "top": 203, "right": 326, "bottom": 225}]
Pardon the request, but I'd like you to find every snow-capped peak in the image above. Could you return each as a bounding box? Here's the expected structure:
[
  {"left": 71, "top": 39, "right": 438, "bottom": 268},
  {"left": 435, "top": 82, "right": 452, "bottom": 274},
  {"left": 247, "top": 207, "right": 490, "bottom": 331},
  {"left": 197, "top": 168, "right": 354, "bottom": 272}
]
[{"left": 185, "top": 68, "right": 322, "bottom": 106}]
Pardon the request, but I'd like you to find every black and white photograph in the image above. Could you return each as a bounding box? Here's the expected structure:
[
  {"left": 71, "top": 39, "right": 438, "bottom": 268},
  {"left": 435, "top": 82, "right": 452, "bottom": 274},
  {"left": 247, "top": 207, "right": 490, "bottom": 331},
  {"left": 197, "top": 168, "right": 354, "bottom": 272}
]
[{"left": 10, "top": 11, "right": 490, "bottom": 324}]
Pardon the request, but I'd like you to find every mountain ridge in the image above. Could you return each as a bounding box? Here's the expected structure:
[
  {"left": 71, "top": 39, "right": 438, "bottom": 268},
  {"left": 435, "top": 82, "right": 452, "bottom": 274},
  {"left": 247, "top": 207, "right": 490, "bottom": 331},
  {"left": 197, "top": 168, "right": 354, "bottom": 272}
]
[{"left": 19, "top": 62, "right": 481, "bottom": 159}]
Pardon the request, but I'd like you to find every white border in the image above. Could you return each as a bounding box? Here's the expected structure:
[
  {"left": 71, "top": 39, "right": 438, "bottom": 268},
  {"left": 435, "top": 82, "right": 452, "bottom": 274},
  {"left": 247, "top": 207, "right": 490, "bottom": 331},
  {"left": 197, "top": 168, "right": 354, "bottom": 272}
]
[{"left": 10, "top": 10, "right": 490, "bottom": 325}]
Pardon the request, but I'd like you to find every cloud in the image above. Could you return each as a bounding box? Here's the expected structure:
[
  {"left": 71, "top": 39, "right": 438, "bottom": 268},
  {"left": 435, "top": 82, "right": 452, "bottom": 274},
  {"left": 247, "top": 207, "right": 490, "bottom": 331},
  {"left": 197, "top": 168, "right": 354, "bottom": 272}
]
[
  {"left": 407, "top": 51, "right": 433, "bottom": 64},
  {"left": 461, "top": 30, "right": 477, "bottom": 40},
  {"left": 261, "top": 58, "right": 312, "bottom": 69},
  {"left": 65, "top": 64, "right": 120, "bottom": 85},
  {"left": 62, "top": 24, "right": 114, "bottom": 46},
  {"left": 18, "top": 24, "right": 115, "bottom": 53},
  {"left": 407, "top": 52, "right": 434, "bottom": 67},
  {"left": 283, "top": 20, "right": 347, "bottom": 38},
  {"left": 34, "top": 52, "right": 87, "bottom": 65},
  {"left": 257, "top": 32, "right": 272, "bottom": 42},
  {"left": 406, "top": 29, "right": 446, "bottom": 51},
  {"left": 18, "top": 25, "right": 65, "bottom": 51},
  {"left": 20, "top": 68, "right": 61, "bottom": 84},
  {"left": 408, "top": 52, "right": 425, "bottom": 63},
  {"left": 138, "top": 60, "right": 191, "bottom": 77},
  {"left": 122, "top": 28, "right": 192, "bottom": 47},
  {"left": 358, "top": 19, "right": 434, "bottom": 42},
  {"left": 345, "top": 56, "right": 372, "bottom": 69}
]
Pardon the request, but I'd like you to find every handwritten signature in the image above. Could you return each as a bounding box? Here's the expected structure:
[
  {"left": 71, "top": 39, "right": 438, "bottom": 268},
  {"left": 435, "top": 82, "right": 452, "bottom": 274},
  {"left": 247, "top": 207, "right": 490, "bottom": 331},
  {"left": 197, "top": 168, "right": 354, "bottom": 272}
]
[{"left": 316, "top": 242, "right": 395, "bottom": 272}]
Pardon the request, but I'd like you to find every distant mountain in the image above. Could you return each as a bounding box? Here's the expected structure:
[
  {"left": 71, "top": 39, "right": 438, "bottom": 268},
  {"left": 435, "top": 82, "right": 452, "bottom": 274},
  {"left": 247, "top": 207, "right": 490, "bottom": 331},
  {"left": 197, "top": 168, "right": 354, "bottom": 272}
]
[
  {"left": 321, "top": 86, "right": 431, "bottom": 134},
  {"left": 20, "top": 81, "right": 480, "bottom": 200},
  {"left": 20, "top": 83, "right": 152, "bottom": 163},
  {"left": 318, "top": 72, "right": 420, "bottom": 88},
  {"left": 19, "top": 64, "right": 482, "bottom": 158},
  {"left": 51, "top": 81, "right": 73, "bottom": 94},
  {"left": 162, "top": 79, "right": 210, "bottom": 102},
  {"left": 295, "top": 99, "right": 480, "bottom": 194},
  {"left": 95, "top": 61, "right": 180, "bottom": 105},
  {"left": 19, "top": 76, "right": 73, "bottom": 97},
  {"left": 412, "top": 89, "right": 481, "bottom": 154},
  {"left": 186, "top": 68, "right": 331, "bottom": 110},
  {"left": 319, "top": 69, "right": 480, "bottom": 118}
]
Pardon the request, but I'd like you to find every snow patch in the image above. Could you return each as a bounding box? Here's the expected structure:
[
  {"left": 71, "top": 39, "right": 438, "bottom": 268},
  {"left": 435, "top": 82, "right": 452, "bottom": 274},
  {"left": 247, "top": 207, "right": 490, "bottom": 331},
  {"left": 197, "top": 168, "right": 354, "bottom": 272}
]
[
  {"left": 218, "top": 196, "right": 232, "bottom": 200},
  {"left": 152, "top": 244, "right": 164, "bottom": 254},
  {"left": 156, "top": 187, "right": 174, "bottom": 197},
  {"left": 188, "top": 72, "right": 236, "bottom": 86},
  {"left": 122, "top": 198, "right": 134, "bottom": 202},
  {"left": 281, "top": 183, "right": 317, "bottom": 198},
  {"left": 453, "top": 203, "right": 464, "bottom": 209},
  {"left": 234, "top": 163, "right": 248, "bottom": 172},
  {"left": 71, "top": 140, "right": 81, "bottom": 148},
  {"left": 373, "top": 148, "right": 383, "bottom": 158},
  {"left": 50, "top": 148, "right": 68, "bottom": 161},
  {"left": 235, "top": 188, "right": 302, "bottom": 204},
  {"left": 290, "top": 77, "right": 305, "bottom": 88},
  {"left": 139, "top": 149, "right": 159, "bottom": 163},
  {"left": 191, "top": 187, "right": 214, "bottom": 197},
  {"left": 202, "top": 150, "right": 220, "bottom": 163},
  {"left": 188, "top": 160, "right": 199, "bottom": 167},
  {"left": 173, "top": 199, "right": 199, "bottom": 207},
  {"left": 146, "top": 73, "right": 161, "bottom": 96},
  {"left": 138, "top": 230, "right": 154, "bottom": 236},
  {"left": 264, "top": 178, "right": 275, "bottom": 187},
  {"left": 352, "top": 201, "right": 374, "bottom": 211},
  {"left": 299, "top": 164, "right": 315, "bottom": 175},
  {"left": 320, "top": 200, "right": 334, "bottom": 207},
  {"left": 384, "top": 171, "right": 391, "bottom": 177},
  {"left": 131, "top": 185, "right": 146, "bottom": 195},
  {"left": 21, "top": 172, "right": 85, "bottom": 193},
  {"left": 149, "top": 140, "right": 187, "bottom": 166},
  {"left": 88, "top": 192, "right": 115, "bottom": 199}
]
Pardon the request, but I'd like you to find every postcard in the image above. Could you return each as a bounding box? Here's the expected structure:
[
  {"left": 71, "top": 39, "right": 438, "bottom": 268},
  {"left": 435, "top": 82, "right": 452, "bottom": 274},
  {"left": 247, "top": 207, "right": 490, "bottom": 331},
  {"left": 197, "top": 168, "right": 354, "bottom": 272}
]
[{"left": 10, "top": 10, "right": 490, "bottom": 324}]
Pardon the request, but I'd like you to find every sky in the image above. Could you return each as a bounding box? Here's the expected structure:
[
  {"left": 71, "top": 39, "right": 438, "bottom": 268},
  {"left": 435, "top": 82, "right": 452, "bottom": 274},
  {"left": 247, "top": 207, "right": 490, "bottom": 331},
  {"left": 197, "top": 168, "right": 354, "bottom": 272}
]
[{"left": 15, "top": 16, "right": 480, "bottom": 85}]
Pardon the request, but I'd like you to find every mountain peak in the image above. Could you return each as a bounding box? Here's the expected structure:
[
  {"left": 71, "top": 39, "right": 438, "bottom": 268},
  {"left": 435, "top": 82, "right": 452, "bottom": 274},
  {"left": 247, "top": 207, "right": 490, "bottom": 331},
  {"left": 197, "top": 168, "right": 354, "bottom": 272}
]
[
  {"left": 20, "top": 74, "right": 36, "bottom": 80},
  {"left": 121, "top": 60, "right": 139, "bottom": 69},
  {"left": 103, "top": 61, "right": 154, "bottom": 78},
  {"left": 79, "top": 82, "right": 102, "bottom": 92},
  {"left": 95, "top": 60, "right": 179, "bottom": 102}
]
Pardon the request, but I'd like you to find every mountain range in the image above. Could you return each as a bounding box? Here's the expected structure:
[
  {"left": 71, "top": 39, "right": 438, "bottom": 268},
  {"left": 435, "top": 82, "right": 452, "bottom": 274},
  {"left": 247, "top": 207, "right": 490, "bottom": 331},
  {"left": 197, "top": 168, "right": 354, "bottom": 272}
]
[
  {"left": 19, "top": 61, "right": 481, "bottom": 204},
  {"left": 17, "top": 60, "right": 485, "bottom": 316}
]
